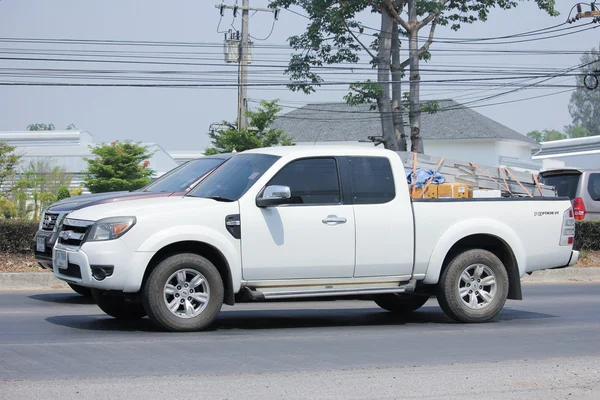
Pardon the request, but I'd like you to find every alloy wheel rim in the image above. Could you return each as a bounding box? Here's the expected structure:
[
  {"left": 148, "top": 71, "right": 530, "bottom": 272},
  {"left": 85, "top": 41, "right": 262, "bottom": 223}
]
[
  {"left": 457, "top": 264, "right": 497, "bottom": 310},
  {"left": 163, "top": 269, "right": 210, "bottom": 319}
]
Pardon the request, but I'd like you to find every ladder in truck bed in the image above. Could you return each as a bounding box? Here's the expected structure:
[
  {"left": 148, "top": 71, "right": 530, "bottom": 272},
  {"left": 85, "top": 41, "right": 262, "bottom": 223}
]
[{"left": 396, "top": 151, "right": 556, "bottom": 198}]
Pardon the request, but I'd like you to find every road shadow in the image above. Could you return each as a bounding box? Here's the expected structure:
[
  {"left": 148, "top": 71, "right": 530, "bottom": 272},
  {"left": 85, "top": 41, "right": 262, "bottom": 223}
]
[
  {"left": 43, "top": 303, "right": 558, "bottom": 333},
  {"left": 46, "top": 315, "right": 162, "bottom": 332},
  {"left": 29, "top": 293, "right": 95, "bottom": 305}
]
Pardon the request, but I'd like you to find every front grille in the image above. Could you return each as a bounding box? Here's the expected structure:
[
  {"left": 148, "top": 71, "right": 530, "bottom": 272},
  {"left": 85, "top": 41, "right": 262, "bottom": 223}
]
[
  {"left": 41, "top": 213, "right": 59, "bottom": 231},
  {"left": 58, "top": 219, "right": 94, "bottom": 247}
]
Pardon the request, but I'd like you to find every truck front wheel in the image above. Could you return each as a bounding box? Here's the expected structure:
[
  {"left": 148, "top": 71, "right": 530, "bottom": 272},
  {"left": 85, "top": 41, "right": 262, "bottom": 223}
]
[
  {"left": 374, "top": 294, "right": 429, "bottom": 315},
  {"left": 436, "top": 249, "right": 509, "bottom": 323},
  {"left": 143, "top": 253, "right": 224, "bottom": 332}
]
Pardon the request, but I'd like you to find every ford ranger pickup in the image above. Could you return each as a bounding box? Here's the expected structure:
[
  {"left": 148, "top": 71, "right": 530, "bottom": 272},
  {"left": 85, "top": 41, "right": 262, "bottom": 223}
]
[{"left": 51, "top": 146, "right": 578, "bottom": 331}]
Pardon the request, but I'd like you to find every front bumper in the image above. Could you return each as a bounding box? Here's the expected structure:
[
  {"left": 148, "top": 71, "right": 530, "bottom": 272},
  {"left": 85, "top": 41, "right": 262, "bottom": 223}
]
[
  {"left": 52, "top": 240, "right": 155, "bottom": 293},
  {"left": 32, "top": 230, "right": 58, "bottom": 269}
]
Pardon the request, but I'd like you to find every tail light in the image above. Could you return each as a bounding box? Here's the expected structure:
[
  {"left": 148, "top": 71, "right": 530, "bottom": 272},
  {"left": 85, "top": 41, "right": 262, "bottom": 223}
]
[
  {"left": 560, "top": 208, "right": 576, "bottom": 246},
  {"left": 573, "top": 197, "right": 586, "bottom": 221}
]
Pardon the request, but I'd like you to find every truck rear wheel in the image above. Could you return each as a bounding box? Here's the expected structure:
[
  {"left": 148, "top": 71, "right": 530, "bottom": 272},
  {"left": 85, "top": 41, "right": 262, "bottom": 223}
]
[
  {"left": 374, "top": 294, "right": 429, "bottom": 315},
  {"left": 91, "top": 289, "right": 147, "bottom": 320},
  {"left": 143, "top": 253, "right": 224, "bottom": 332},
  {"left": 436, "top": 249, "right": 508, "bottom": 323}
]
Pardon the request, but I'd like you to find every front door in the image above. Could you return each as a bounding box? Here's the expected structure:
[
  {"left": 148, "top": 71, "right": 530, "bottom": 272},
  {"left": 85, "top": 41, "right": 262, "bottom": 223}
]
[{"left": 240, "top": 157, "right": 355, "bottom": 281}]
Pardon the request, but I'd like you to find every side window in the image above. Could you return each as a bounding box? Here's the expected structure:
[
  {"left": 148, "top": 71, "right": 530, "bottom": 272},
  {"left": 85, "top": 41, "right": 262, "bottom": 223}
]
[
  {"left": 588, "top": 173, "right": 600, "bottom": 201},
  {"left": 268, "top": 158, "right": 341, "bottom": 205},
  {"left": 347, "top": 156, "right": 395, "bottom": 205}
]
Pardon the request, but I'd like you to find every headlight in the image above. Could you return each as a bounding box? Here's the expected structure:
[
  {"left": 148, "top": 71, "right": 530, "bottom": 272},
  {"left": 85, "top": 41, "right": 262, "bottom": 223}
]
[{"left": 87, "top": 217, "right": 136, "bottom": 242}]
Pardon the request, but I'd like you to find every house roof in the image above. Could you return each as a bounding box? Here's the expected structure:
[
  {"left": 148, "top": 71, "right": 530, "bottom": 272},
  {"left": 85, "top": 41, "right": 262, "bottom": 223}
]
[{"left": 272, "top": 99, "right": 538, "bottom": 146}]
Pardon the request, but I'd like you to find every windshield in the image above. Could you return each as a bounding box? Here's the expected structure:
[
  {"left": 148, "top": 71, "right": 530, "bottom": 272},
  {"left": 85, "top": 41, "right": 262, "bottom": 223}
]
[
  {"left": 540, "top": 174, "right": 581, "bottom": 199},
  {"left": 187, "top": 153, "right": 279, "bottom": 201},
  {"left": 142, "top": 158, "right": 226, "bottom": 193}
]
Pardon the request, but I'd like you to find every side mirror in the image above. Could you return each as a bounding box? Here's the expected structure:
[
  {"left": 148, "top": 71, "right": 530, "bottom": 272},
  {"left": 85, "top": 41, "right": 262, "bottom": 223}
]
[{"left": 256, "top": 185, "right": 292, "bottom": 207}]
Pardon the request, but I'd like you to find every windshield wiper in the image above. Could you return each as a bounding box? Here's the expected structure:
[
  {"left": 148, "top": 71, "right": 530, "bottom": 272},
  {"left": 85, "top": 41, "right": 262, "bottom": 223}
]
[{"left": 205, "top": 196, "right": 235, "bottom": 202}]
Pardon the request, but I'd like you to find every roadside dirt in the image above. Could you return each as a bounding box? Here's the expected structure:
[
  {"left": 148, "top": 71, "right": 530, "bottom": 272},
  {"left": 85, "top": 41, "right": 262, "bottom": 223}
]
[
  {"left": 576, "top": 250, "right": 600, "bottom": 268},
  {"left": 0, "top": 252, "right": 47, "bottom": 273}
]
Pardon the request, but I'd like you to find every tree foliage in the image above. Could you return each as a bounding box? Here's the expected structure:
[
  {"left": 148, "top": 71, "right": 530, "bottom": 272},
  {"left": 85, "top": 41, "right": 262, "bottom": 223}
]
[
  {"left": 26, "top": 123, "right": 55, "bottom": 131},
  {"left": 0, "top": 142, "right": 22, "bottom": 197},
  {"left": 527, "top": 129, "right": 566, "bottom": 142},
  {"left": 270, "top": 0, "right": 558, "bottom": 152},
  {"left": 57, "top": 186, "right": 71, "bottom": 201},
  {"left": 527, "top": 124, "right": 592, "bottom": 142},
  {"left": 84, "top": 140, "right": 155, "bottom": 193},
  {"left": 569, "top": 44, "right": 600, "bottom": 137},
  {"left": 204, "top": 100, "right": 294, "bottom": 155},
  {"left": 7, "top": 158, "right": 71, "bottom": 219},
  {"left": 26, "top": 123, "right": 78, "bottom": 131},
  {"left": 564, "top": 124, "right": 591, "bottom": 139}
]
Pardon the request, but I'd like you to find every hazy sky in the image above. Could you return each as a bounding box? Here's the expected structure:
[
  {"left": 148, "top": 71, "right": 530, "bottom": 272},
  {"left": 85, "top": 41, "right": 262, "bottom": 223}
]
[{"left": 0, "top": 0, "right": 597, "bottom": 151}]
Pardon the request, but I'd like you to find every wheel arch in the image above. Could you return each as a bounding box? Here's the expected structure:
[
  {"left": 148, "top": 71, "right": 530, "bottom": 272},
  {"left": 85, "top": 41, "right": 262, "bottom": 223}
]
[
  {"left": 143, "top": 241, "right": 235, "bottom": 306},
  {"left": 439, "top": 234, "right": 522, "bottom": 300},
  {"left": 423, "top": 219, "right": 526, "bottom": 300}
]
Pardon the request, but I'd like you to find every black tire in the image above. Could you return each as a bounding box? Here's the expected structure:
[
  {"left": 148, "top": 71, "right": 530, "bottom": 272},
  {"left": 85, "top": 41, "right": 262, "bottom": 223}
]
[
  {"left": 91, "top": 289, "right": 147, "bottom": 320},
  {"left": 436, "top": 249, "right": 509, "bottom": 323},
  {"left": 142, "top": 253, "right": 224, "bottom": 332},
  {"left": 67, "top": 282, "right": 92, "bottom": 297},
  {"left": 374, "top": 294, "right": 430, "bottom": 314}
]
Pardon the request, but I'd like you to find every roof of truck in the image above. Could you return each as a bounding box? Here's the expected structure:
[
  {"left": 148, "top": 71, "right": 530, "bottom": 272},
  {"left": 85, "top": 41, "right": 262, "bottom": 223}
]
[{"left": 242, "top": 145, "right": 391, "bottom": 157}]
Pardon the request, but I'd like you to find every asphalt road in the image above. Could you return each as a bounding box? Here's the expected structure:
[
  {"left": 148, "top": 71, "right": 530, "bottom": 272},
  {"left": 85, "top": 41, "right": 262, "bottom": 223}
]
[{"left": 1, "top": 284, "right": 599, "bottom": 399}]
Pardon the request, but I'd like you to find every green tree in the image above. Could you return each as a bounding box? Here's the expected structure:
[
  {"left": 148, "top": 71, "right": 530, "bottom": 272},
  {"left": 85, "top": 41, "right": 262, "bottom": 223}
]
[
  {"left": 564, "top": 124, "right": 591, "bottom": 139},
  {"left": 204, "top": 99, "right": 294, "bottom": 155},
  {"left": 0, "top": 197, "right": 15, "bottom": 219},
  {"left": 569, "top": 44, "right": 600, "bottom": 137},
  {"left": 0, "top": 142, "right": 22, "bottom": 196},
  {"left": 270, "top": 0, "right": 558, "bottom": 153},
  {"left": 57, "top": 186, "right": 71, "bottom": 201},
  {"left": 26, "top": 123, "right": 55, "bottom": 131},
  {"left": 527, "top": 129, "right": 567, "bottom": 142},
  {"left": 69, "top": 186, "right": 83, "bottom": 197},
  {"left": 84, "top": 140, "right": 155, "bottom": 193}
]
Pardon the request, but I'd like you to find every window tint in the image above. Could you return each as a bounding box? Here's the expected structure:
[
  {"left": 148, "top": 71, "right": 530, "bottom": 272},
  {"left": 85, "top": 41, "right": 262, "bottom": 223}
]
[
  {"left": 588, "top": 173, "right": 600, "bottom": 201},
  {"left": 268, "top": 158, "right": 340, "bottom": 205},
  {"left": 347, "top": 156, "right": 395, "bottom": 204},
  {"left": 539, "top": 174, "right": 581, "bottom": 199}
]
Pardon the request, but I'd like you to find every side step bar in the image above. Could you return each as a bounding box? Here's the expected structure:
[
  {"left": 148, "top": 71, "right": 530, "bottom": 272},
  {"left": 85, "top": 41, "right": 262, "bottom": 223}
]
[{"left": 238, "top": 280, "right": 417, "bottom": 301}]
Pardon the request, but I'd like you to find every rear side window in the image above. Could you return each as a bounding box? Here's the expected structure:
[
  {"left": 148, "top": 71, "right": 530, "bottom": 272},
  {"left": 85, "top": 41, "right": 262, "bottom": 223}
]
[
  {"left": 540, "top": 174, "right": 581, "bottom": 199},
  {"left": 347, "top": 156, "right": 395, "bottom": 204},
  {"left": 268, "top": 158, "right": 341, "bottom": 205},
  {"left": 588, "top": 173, "right": 600, "bottom": 201}
]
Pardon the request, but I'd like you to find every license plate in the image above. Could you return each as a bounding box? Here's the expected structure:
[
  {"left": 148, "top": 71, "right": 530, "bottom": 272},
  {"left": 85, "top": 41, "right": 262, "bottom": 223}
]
[
  {"left": 36, "top": 236, "right": 46, "bottom": 252},
  {"left": 54, "top": 250, "right": 68, "bottom": 270}
]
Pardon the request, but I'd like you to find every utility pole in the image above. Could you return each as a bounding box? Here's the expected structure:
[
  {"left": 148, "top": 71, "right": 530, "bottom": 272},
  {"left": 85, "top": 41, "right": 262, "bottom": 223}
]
[{"left": 216, "top": 2, "right": 279, "bottom": 131}]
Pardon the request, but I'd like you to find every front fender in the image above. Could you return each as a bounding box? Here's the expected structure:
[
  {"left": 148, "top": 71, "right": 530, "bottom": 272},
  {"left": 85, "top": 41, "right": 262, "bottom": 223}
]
[
  {"left": 423, "top": 218, "right": 526, "bottom": 285},
  {"left": 136, "top": 226, "right": 242, "bottom": 292}
]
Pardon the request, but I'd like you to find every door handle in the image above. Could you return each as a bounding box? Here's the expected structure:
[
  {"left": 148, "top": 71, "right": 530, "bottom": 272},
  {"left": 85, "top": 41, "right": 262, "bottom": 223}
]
[{"left": 322, "top": 215, "right": 347, "bottom": 224}]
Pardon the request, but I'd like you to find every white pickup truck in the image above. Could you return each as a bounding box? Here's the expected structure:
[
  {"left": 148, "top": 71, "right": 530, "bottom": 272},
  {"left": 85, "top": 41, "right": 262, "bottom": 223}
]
[{"left": 52, "top": 146, "right": 578, "bottom": 331}]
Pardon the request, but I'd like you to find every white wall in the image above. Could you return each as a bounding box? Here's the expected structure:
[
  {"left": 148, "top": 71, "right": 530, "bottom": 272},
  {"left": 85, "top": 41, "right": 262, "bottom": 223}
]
[
  {"left": 295, "top": 139, "right": 538, "bottom": 169},
  {"left": 422, "top": 140, "right": 500, "bottom": 166}
]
